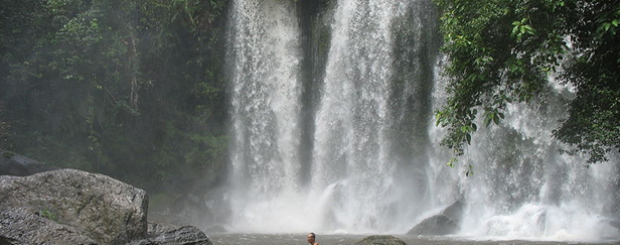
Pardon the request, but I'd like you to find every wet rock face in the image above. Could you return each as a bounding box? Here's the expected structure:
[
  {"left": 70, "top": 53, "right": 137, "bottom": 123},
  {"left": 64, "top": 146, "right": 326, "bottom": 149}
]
[
  {"left": 442, "top": 200, "right": 464, "bottom": 221},
  {"left": 0, "top": 169, "right": 148, "bottom": 244},
  {"left": 406, "top": 214, "right": 459, "bottom": 236},
  {"left": 407, "top": 200, "right": 464, "bottom": 236},
  {"left": 352, "top": 235, "right": 407, "bottom": 245}
]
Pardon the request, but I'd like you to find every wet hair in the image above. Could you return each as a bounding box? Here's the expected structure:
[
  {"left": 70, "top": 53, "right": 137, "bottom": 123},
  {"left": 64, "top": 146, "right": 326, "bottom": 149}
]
[{"left": 309, "top": 232, "right": 316, "bottom": 239}]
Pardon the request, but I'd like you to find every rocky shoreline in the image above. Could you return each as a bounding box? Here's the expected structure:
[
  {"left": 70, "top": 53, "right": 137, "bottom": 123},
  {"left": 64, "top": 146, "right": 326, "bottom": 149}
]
[{"left": 0, "top": 168, "right": 212, "bottom": 245}]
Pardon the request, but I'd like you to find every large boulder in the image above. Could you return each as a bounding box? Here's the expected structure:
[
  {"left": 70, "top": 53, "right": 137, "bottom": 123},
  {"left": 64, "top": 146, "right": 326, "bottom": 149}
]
[
  {"left": 0, "top": 169, "right": 148, "bottom": 244},
  {"left": 406, "top": 214, "right": 459, "bottom": 236},
  {"left": 0, "top": 208, "right": 98, "bottom": 245},
  {"left": 407, "top": 200, "right": 464, "bottom": 236},
  {"left": 441, "top": 200, "right": 464, "bottom": 222},
  {"left": 352, "top": 235, "right": 407, "bottom": 245}
]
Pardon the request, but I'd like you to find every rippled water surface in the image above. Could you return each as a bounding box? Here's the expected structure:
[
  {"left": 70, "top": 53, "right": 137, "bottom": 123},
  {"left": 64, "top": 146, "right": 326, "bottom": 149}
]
[{"left": 209, "top": 233, "right": 617, "bottom": 245}]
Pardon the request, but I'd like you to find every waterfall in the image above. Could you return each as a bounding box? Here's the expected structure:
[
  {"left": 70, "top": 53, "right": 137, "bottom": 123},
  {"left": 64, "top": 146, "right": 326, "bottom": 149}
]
[
  {"left": 225, "top": 0, "right": 620, "bottom": 240},
  {"left": 430, "top": 63, "right": 620, "bottom": 240},
  {"left": 310, "top": 1, "right": 438, "bottom": 233},
  {"left": 226, "top": 0, "right": 304, "bottom": 232}
]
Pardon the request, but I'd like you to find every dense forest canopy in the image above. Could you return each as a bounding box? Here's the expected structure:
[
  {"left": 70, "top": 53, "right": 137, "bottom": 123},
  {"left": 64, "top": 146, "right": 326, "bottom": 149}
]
[
  {"left": 0, "top": 0, "right": 230, "bottom": 200},
  {"left": 434, "top": 0, "right": 620, "bottom": 165}
]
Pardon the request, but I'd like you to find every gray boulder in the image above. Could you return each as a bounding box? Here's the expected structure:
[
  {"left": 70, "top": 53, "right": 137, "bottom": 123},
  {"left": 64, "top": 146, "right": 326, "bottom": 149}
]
[
  {"left": 407, "top": 200, "right": 464, "bottom": 236},
  {"left": 0, "top": 169, "right": 148, "bottom": 244},
  {"left": 441, "top": 200, "right": 464, "bottom": 222},
  {"left": 406, "top": 214, "right": 459, "bottom": 236},
  {"left": 147, "top": 221, "right": 181, "bottom": 238},
  {"left": 352, "top": 235, "right": 407, "bottom": 245},
  {"left": 0, "top": 208, "right": 98, "bottom": 245}
]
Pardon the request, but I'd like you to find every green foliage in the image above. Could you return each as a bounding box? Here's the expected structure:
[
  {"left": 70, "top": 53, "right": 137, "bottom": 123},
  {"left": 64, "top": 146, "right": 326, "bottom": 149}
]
[
  {"left": 38, "top": 209, "right": 58, "bottom": 222},
  {"left": 434, "top": 0, "right": 620, "bottom": 164},
  {"left": 0, "top": 0, "right": 230, "bottom": 194}
]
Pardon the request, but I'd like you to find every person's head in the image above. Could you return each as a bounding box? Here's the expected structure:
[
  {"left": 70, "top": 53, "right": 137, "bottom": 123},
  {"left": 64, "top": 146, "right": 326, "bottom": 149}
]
[{"left": 307, "top": 232, "right": 316, "bottom": 243}]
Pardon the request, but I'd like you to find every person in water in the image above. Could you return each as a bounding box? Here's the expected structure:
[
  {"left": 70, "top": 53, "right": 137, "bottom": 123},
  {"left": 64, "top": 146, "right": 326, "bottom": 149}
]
[{"left": 307, "top": 232, "right": 320, "bottom": 245}]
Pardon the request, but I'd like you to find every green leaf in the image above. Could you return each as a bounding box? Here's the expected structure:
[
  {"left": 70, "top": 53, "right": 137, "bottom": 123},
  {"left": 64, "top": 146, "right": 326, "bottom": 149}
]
[
  {"left": 446, "top": 158, "right": 457, "bottom": 168},
  {"left": 484, "top": 114, "right": 493, "bottom": 127},
  {"left": 511, "top": 24, "right": 520, "bottom": 37}
]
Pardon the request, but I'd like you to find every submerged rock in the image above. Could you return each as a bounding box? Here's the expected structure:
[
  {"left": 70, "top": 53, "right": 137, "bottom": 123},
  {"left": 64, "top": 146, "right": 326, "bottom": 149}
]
[
  {"left": 0, "top": 169, "right": 148, "bottom": 244},
  {"left": 352, "top": 235, "right": 407, "bottom": 245}
]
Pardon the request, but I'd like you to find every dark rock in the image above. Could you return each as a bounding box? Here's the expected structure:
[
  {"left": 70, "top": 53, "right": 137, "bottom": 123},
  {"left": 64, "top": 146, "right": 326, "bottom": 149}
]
[
  {"left": 0, "top": 208, "right": 98, "bottom": 245},
  {"left": 406, "top": 214, "right": 459, "bottom": 236},
  {"left": 0, "top": 149, "right": 57, "bottom": 176},
  {"left": 441, "top": 200, "right": 464, "bottom": 222},
  {"left": 407, "top": 200, "right": 464, "bottom": 236},
  {"left": 129, "top": 226, "right": 213, "bottom": 245},
  {"left": 147, "top": 221, "right": 180, "bottom": 238},
  {"left": 352, "top": 235, "right": 407, "bottom": 245},
  {"left": 0, "top": 169, "right": 148, "bottom": 244},
  {"left": 152, "top": 226, "right": 212, "bottom": 245}
]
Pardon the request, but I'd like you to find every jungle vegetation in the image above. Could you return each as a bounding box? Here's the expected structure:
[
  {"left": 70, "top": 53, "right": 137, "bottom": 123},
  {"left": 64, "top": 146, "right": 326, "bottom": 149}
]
[
  {"left": 0, "top": 0, "right": 230, "bottom": 199},
  {"left": 434, "top": 0, "right": 620, "bottom": 165}
]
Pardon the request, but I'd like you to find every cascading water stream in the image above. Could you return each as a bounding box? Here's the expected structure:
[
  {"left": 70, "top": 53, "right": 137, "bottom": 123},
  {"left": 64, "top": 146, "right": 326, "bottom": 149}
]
[
  {"left": 224, "top": 0, "right": 620, "bottom": 240},
  {"left": 310, "top": 1, "right": 437, "bottom": 233},
  {"left": 226, "top": 0, "right": 304, "bottom": 232}
]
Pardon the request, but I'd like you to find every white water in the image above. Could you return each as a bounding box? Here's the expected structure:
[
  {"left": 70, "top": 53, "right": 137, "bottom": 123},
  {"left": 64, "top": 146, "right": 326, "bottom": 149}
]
[
  {"left": 226, "top": 0, "right": 304, "bottom": 232},
  {"left": 310, "top": 1, "right": 422, "bottom": 234},
  {"left": 430, "top": 61, "right": 620, "bottom": 241},
  {"left": 224, "top": 0, "right": 620, "bottom": 241}
]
